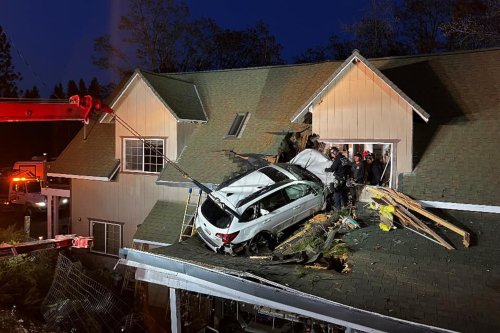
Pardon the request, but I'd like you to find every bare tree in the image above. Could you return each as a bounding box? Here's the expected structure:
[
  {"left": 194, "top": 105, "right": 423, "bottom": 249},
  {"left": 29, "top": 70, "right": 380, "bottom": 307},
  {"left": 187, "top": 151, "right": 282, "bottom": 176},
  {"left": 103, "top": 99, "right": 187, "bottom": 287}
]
[
  {"left": 442, "top": 0, "right": 500, "bottom": 49},
  {"left": 345, "top": 0, "right": 407, "bottom": 57},
  {"left": 397, "top": 0, "right": 454, "bottom": 54}
]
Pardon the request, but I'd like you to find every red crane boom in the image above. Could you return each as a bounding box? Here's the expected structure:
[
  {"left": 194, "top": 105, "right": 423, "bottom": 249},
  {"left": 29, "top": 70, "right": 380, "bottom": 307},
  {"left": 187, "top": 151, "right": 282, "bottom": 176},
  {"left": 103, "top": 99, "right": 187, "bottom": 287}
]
[{"left": 0, "top": 95, "right": 113, "bottom": 123}]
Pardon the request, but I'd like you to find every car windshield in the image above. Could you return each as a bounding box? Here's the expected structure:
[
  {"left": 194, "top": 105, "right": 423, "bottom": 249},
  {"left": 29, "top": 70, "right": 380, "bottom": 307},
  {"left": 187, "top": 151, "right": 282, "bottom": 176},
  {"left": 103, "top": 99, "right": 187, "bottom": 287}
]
[
  {"left": 201, "top": 196, "right": 233, "bottom": 228},
  {"left": 283, "top": 164, "right": 322, "bottom": 184},
  {"left": 26, "top": 181, "right": 41, "bottom": 193}
]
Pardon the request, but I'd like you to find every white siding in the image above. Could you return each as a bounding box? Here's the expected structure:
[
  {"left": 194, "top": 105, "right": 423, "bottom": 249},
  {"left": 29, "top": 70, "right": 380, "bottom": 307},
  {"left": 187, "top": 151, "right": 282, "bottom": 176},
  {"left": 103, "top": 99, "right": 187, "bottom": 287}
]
[
  {"left": 311, "top": 62, "right": 414, "bottom": 174},
  {"left": 71, "top": 77, "right": 191, "bottom": 248}
]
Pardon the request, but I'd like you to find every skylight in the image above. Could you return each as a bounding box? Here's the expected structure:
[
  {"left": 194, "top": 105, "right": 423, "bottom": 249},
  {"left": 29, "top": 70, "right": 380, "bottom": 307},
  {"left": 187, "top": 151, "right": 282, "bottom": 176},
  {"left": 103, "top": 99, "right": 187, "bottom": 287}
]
[{"left": 226, "top": 112, "right": 249, "bottom": 138}]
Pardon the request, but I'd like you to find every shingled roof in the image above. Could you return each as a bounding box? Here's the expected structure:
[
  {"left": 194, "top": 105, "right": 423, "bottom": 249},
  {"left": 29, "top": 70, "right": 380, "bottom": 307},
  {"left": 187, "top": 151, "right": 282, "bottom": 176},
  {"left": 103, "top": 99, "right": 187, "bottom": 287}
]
[
  {"left": 374, "top": 48, "right": 500, "bottom": 206},
  {"left": 157, "top": 62, "right": 342, "bottom": 184},
  {"left": 133, "top": 200, "right": 186, "bottom": 245},
  {"left": 140, "top": 71, "right": 207, "bottom": 122},
  {"left": 48, "top": 122, "right": 119, "bottom": 181}
]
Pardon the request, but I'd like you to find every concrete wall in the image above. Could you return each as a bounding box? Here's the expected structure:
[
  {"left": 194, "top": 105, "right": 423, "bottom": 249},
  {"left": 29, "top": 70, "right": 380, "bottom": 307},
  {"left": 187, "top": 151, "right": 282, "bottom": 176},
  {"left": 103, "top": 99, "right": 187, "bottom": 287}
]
[{"left": 311, "top": 61, "right": 414, "bottom": 177}]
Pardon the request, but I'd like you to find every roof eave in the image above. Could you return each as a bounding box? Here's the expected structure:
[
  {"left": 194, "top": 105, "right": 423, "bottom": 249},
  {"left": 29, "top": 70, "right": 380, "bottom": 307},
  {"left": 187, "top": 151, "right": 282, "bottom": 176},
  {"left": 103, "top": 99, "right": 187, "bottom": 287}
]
[{"left": 139, "top": 71, "right": 208, "bottom": 123}]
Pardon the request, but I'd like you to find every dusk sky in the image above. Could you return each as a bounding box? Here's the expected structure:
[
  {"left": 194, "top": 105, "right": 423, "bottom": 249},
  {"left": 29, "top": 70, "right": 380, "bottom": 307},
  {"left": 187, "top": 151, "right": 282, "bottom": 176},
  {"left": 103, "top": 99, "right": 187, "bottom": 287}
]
[{"left": 0, "top": 0, "right": 368, "bottom": 96}]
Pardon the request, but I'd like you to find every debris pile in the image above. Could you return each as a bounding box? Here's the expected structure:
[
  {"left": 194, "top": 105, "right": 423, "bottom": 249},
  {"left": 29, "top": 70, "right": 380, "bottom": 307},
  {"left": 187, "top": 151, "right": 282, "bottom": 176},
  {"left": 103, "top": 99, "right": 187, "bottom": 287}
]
[
  {"left": 366, "top": 186, "right": 470, "bottom": 249},
  {"left": 258, "top": 213, "right": 353, "bottom": 272}
]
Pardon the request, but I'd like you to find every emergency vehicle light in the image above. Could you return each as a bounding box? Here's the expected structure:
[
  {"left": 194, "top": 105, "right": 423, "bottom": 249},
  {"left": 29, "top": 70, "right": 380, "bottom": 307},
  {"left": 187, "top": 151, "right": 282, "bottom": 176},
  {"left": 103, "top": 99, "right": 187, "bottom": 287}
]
[{"left": 12, "top": 177, "right": 26, "bottom": 182}]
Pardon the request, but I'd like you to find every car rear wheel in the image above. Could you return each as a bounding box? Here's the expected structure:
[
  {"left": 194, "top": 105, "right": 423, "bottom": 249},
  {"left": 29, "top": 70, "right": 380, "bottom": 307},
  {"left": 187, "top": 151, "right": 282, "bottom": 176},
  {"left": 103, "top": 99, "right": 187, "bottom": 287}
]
[{"left": 246, "top": 232, "right": 276, "bottom": 256}]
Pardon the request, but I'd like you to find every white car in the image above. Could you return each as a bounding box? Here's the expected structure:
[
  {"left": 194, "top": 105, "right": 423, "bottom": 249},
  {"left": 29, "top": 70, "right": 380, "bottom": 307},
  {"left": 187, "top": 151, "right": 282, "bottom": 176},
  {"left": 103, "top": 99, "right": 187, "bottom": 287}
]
[{"left": 195, "top": 164, "right": 327, "bottom": 254}]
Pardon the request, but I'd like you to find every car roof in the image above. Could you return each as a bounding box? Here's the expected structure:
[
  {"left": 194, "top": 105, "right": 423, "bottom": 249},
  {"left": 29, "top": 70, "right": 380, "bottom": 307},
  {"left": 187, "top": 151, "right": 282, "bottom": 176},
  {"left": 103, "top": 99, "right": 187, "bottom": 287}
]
[
  {"left": 235, "top": 179, "right": 295, "bottom": 208},
  {"left": 216, "top": 164, "right": 296, "bottom": 206}
]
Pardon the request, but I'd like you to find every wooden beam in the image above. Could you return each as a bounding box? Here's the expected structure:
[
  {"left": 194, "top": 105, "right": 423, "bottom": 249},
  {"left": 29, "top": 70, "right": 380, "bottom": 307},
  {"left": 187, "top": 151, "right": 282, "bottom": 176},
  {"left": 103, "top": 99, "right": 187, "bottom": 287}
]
[{"left": 367, "top": 186, "right": 470, "bottom": 247}]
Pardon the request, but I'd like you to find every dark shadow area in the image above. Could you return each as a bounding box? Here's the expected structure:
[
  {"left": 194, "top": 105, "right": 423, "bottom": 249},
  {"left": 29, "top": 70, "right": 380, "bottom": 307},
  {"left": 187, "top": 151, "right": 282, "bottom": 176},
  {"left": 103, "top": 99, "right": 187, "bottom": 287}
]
[
  {"left": 381, "top": 60, "right": 467, "bottom": 167},
  {"left": 0, "top": 121, "right": 82, "bottom": 168}
]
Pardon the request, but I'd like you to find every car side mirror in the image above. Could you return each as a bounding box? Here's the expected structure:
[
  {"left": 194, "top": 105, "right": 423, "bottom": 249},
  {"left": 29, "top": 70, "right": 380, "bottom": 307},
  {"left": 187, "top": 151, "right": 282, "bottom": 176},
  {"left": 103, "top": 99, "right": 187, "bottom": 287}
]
[{"left": 260, "top": 208, "right": 270, "bottom": 216}]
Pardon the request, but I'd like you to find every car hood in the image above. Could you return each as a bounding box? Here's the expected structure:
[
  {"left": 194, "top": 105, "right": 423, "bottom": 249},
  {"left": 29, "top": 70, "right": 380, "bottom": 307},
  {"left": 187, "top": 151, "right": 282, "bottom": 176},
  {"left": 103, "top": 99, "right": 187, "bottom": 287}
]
[{"left": 289, "top": 149, "right": 333, "bottom": 185}]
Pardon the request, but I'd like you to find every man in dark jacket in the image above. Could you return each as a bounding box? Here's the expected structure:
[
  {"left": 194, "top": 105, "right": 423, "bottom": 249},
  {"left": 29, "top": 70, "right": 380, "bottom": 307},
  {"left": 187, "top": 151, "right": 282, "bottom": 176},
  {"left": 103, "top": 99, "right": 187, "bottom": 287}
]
[
  {"left": 325, "top": 147, "right": 349, "bottom": 209},
  {"left": 352, "top": 153, "right": 366, "bottom": 184},
  {"left": 350, "top": 153, "right": 366, "bottom": 204},
  {"left": 366, "top": 154, "right": 383, "bottom": 185}
]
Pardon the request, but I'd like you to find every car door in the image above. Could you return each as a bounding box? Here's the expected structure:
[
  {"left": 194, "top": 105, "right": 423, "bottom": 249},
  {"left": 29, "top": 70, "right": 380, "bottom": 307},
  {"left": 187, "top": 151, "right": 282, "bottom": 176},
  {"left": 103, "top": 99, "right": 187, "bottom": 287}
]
[
  {"left": 256, "top": 189, "right": 293, "bottom": 233},
  {"left": 284, "top": 182, "right": 322, "bottom": 224}
]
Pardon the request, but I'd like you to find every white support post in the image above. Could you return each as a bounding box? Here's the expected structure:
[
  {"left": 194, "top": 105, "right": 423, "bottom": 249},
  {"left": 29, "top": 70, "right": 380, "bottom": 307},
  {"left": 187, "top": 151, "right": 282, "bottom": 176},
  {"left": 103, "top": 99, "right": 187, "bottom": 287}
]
[
  {"left": 47, "top": 195, "right": 53, "bottom": 239},
  {"left": 53, "top": 196, "right": 59, "bottom": 235},
  {"left": 170, "top": 288, "right": 181, "bottom": 333}
]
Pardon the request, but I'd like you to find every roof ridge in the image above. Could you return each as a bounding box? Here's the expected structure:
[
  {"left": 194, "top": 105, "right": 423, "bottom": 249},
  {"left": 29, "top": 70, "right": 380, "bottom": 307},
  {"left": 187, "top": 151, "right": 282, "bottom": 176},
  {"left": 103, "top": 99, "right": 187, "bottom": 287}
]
[
  {"left": 155, "top": 60, "right": 342, "bottom": 76},
  {"left": 367, "top": 47, "right": 500, "bottom": 61},
  {"left": 140, "top": 70, "right": 195, "bottom": 85},
  {"left": 139, "top": 47, "right": 500, "bottom": 76}
]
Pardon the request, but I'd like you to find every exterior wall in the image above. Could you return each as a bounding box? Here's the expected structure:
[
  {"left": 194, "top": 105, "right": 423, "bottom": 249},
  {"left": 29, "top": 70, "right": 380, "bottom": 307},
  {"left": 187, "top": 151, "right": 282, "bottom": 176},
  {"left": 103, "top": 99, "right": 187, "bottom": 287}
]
[
  {"left": 71, "top": 178, "right": 188, "bottom": 248},
  {"left": 311, "top": 61, "right": 414, "bottom": 175},
  {"left": 70, "top": 76, "right": 191, "bottom": 249}
]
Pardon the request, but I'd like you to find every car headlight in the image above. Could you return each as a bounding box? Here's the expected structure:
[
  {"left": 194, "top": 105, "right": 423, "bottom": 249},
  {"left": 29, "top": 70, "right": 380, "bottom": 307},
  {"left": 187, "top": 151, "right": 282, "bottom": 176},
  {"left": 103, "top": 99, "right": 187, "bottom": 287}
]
[
  {"left": 61, "top": 198, "right": 69, "bottom": 205},
  {"left": 35, "top": 201, "right": 46, "bottom": 207}
]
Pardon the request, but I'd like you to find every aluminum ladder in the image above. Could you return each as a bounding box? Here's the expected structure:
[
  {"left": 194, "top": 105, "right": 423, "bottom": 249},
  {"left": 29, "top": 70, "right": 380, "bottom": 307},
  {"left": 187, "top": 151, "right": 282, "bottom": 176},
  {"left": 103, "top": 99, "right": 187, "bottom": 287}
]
[{"left": 179, "top": 188, "right": 203, "bottom": 242}]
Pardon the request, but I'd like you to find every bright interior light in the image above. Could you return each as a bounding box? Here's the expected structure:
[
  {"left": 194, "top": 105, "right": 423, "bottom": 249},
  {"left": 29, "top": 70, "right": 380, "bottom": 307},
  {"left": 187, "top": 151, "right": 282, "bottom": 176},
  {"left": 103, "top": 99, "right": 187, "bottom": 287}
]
[
  {"left": 61, "top": 198, "right": 69, "bottom": 205},
  {"left": 35, "top": 202, "right": 46, "bottom": 207}
]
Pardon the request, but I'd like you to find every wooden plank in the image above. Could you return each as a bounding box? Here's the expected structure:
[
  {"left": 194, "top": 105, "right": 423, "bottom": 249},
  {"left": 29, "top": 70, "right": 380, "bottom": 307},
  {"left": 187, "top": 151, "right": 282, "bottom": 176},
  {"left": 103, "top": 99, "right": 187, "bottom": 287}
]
[
  {"left": 366, "top": 186, "right": 470, "bottom": 247},
  {"left": 378, "top": 191, "right": 454, "bottom": 250}
]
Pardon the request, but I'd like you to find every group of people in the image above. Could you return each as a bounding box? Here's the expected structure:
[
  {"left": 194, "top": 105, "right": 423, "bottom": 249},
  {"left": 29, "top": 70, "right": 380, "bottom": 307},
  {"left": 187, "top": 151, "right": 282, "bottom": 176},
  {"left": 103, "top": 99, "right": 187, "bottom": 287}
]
[{"left": 325, "top": 146, "right": 385, "bottom": 210}]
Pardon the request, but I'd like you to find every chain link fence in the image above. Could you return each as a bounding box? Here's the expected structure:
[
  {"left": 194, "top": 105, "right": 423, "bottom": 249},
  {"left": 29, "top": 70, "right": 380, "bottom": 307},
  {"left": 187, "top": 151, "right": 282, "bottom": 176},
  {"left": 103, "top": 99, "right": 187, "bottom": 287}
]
[{"left": 41, "top": 253, "right": 142, "bottom": 332}]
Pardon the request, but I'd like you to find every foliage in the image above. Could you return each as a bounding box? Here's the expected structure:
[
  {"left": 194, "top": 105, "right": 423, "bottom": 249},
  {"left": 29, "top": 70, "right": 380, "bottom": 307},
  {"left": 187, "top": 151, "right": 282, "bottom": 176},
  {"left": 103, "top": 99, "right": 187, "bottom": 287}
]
[
  {"left": 291, "top": 234, "right": 323, "bottom": 253},
  {"left": 0, "top": 225, "right": 27, "bottom": 245},
  {"left": 396, "top": 0, "right": 454, "bottom": 54},
  {"left": 49, "top": 82, "right": 65, "bottom": 99},
  {"left": 323, "top": 241, "right": 350, "bottom": 261},
  {"left": 442, "top": 0, "right": 500, "bottom": 49},
  {"left": 295, "top": 0, "right": 498, "bottom": 63},
  {"left": 0, "top": 25, "right": 21, "bottom": 97},
  {"left": 92, "top": 0, "right": 284, "bottom": 75},
  {"left": 23, "top": 85, "right": 40, "bottom": 98},
  {"left": 345, "top": 0, "right": 407, "bottom": 58},
  {"left": 66, "top": 80, "right": 79, "bottom": 97},
  {"left": 0, "top": 250, "right": 59, "bottom": 309}
]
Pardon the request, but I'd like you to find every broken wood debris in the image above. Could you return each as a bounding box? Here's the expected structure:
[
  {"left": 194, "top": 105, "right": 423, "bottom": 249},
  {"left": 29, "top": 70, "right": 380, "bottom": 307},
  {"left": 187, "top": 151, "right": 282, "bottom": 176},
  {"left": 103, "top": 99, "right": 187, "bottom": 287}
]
[{"left": 366, "top": 186, "right": 470, "bottom": 249}]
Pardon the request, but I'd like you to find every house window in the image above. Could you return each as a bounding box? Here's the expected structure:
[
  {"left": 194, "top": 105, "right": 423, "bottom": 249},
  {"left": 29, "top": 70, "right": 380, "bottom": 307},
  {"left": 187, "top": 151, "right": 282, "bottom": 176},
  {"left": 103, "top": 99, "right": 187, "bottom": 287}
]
[
  {"left": 226, "top": 113, "right": 249, "bottom": 138},
  {"left": 90, "top": 220, "right": 122, "bottom": 256},
  {"left": 123, "top": 138, "right": 165, "bottom": 173}
]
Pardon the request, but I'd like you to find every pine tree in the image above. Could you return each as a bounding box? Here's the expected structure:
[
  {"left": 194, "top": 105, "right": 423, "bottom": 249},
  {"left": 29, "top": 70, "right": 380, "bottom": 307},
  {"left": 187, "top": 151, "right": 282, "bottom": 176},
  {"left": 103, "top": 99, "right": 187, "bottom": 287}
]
[
  {"left": 67, "top": 80, "right": 79, "bottom": 97},
  {"left": 49, "top": 82, "right": 65, "bottom": 99},
  {"left": 0, "top": 25, "right": 22, "bottom": 97},
  {"left": 23, "top": 85, "right": 40, "bottom": 98},
  {"left": 78, "top": 78, "right": 87, "bottom": 96},
  {"left": 87, "top": 77, "right": 102, "bottom": 99}
]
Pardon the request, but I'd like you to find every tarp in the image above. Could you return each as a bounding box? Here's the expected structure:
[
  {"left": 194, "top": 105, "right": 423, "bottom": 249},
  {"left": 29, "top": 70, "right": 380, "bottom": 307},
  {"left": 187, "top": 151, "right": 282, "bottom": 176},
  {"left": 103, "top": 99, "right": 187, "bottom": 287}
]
[{"left": 290, "top": 149, "right": 334, "bottom": 185}]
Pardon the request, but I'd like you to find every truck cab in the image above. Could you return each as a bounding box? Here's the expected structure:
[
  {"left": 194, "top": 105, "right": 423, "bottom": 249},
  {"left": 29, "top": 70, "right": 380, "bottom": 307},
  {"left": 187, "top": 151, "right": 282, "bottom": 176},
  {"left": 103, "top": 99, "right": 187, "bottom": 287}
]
[
  {"left": 9, "top": 177, "right": 47, "bottom": 216},
  {"left": 7, "top": 160, "right": 69, "bottom": 216}
]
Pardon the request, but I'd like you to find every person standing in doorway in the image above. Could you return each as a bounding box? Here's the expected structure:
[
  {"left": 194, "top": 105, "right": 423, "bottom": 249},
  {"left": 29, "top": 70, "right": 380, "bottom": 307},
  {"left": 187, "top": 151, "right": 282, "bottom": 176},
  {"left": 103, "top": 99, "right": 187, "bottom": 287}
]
[
  {"left": 366, "top": 153, "right": 383, "bottom": 186},
  {"left": 325, "top": 146, "right": 349, "bottom": 209}
]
